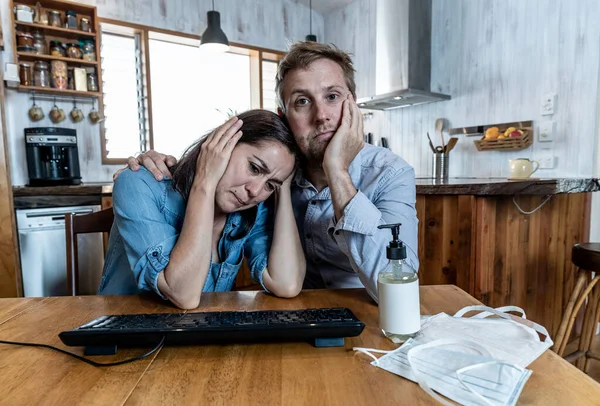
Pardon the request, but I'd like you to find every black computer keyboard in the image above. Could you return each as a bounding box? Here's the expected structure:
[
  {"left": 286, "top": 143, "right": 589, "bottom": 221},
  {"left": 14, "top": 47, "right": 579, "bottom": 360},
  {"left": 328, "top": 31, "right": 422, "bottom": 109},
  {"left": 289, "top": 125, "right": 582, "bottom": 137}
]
[{"left": 59, "top": 308, "right": 365, "bottom": 352}]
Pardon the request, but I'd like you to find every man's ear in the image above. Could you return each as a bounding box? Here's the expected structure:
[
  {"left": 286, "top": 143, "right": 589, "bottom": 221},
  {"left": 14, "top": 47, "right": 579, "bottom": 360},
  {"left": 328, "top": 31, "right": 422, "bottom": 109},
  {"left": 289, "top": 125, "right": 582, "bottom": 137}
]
[{"left": 277, "top": 107, "right": 285, "bottom": 117}]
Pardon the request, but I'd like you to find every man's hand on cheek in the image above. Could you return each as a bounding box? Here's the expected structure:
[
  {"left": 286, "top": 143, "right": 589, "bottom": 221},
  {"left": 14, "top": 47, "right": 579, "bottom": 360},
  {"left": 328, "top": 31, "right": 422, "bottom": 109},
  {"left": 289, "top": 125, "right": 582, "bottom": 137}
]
[
  {"left": 323, "top": 94, "right": 364, "bottom": 178},
  {"left": 113, "top": 150, "right": 178, "bottom": 181}
]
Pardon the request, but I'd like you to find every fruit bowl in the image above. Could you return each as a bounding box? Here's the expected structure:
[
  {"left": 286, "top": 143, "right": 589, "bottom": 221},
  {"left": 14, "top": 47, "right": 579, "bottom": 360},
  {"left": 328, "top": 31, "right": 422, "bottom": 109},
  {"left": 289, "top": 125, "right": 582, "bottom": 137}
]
[{"left": 474, "top": 121, "right": 533, "bottom": 151}]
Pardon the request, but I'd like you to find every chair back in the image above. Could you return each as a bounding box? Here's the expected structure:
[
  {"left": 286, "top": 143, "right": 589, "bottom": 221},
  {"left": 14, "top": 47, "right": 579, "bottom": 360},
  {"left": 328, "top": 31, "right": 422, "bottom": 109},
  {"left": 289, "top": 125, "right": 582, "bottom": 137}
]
[{"left": 65, "top": 208, "right": 114, "bottom": 295}]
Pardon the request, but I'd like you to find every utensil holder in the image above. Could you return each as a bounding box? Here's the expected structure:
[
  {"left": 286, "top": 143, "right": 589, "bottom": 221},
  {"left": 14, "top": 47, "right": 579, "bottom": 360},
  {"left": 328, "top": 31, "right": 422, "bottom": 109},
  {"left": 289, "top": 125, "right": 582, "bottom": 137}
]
[{"left": 433, "top": 153, "right": 449, "bottom": 181}]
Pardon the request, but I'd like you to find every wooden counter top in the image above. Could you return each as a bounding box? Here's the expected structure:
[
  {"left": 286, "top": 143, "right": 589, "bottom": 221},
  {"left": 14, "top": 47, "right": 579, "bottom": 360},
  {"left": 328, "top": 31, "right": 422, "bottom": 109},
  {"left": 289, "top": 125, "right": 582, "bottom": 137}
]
[
  {"left": 12, "top": 178, "right": 599, "bottom": 198},
  {"left": 415, "top": 177, "right": 600, "bottom": 195},
  {"left": 12, "top": 183, "right": 113, "bottom": 197}
]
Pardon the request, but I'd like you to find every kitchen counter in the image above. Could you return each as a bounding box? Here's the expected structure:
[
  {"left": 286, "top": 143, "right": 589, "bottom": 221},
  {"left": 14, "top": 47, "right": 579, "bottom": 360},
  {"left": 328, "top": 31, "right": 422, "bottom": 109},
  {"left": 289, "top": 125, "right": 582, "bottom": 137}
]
[
  {"left": 417, "top": 179, "right": 597, "bottom": 337},
  {"left": 12, "top": 183, "right": 113, "bottom": 209},
  {"left": 12, "top": 178, "right": 600, "bottom": 198},
  {"left": 415, "top": 177, "right": 600, "bottom": 195},
  {"left": 12, "top": 182, "right": 113, "bottom": 197},
  {"left": 8, "top": 178, "right": 599, "bottom": 335}
]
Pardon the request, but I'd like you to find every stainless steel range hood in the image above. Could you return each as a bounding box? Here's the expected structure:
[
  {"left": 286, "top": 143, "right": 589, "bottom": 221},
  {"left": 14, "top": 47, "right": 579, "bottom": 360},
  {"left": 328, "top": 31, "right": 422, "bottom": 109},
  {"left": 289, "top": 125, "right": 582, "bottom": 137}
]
[{"left": 357, "top": 0, "right": 450, "bottom": 111}]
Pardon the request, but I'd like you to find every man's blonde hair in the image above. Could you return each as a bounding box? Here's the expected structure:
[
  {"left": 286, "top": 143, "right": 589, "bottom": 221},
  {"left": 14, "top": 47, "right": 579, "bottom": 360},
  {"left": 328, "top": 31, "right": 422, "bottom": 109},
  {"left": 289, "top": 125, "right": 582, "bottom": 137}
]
[{"left": 275, "top": 41, "right": 356, "bottom": 112}]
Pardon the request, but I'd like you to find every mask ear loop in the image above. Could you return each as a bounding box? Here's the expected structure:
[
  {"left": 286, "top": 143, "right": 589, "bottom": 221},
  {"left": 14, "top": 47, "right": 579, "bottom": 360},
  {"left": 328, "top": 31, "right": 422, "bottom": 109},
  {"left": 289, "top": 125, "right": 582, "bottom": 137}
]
[
  {"left": 352, "top": 347, "right": 393, "bottom": 364},
  {"left": 454, "top": 305, "right": 553, "bottom": 345},
  {"left": 454, "top": 305, "right": 526, "bottom": 320}
]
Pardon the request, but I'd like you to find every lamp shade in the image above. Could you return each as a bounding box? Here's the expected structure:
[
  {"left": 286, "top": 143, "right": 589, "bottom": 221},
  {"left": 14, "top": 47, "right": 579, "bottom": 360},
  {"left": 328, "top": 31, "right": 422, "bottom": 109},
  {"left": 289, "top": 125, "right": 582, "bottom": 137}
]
[{"left": 200, "top": 10, "right": 229, "bottom": 52}]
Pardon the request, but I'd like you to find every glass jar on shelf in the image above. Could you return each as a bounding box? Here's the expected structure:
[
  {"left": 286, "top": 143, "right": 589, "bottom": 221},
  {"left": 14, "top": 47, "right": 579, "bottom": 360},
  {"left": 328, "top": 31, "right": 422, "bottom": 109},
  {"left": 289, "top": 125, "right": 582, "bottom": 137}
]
[
  {"left": 81, "top": 40, "right": 96, "bottom": 61},
  {"left": 87, "top": 69, "right": 98, "bottom": 92},
  {"left": 49, "top": 40, "right": 65, "bottom": 57},
  {"left": 80, "top": 18, "right": 91, "bottom": 32},
  {"left": 47, "top": 10, "right": 62, "bottom": 27},
  {"left": 32, "top": 30, "right": 46, "bottom": 55},
  {"left": 38, "top": 3, "right": 49, "bottom": 25},
  {"left": 65, "top": 43, "right": 82, "bottom": 59},
  {"left": 65, "top": 10, "right": 78, "bottom": 30},
  {"left": 17, "top": 45, "right": 36, "bottom": 53},
  {"left": 34, "top": 61, "right": 51, "bottom": 87},
  {"left": 19, "top": 63, "right": 32, "bottom": 86},
  {"left": 14, "top": 4, "right": 34, "bottom": 23},
  {"left": 51, "top": 60, "right": 67, "bottom": 89},
  {"left": 16, "top": 32, "right": 34, "bottom": 47}
]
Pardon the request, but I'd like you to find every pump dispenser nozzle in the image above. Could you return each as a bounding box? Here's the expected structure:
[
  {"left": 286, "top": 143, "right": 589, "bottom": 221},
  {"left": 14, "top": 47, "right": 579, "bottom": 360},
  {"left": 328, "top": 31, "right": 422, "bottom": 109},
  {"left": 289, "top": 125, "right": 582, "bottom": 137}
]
[{"left": 377, "top": 223, "right": 406, "bottom": 260}]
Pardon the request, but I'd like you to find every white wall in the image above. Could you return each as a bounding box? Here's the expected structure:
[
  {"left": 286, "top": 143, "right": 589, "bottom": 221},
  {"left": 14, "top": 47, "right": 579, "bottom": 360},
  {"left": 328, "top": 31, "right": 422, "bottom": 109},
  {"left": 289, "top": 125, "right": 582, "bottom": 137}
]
[
  {"left": 591, "top": 58, "right": 600, "bottom": 243},
  {"left": 1, "top": 0, "right": 324, "bottom": 185},
  {"left": 326, "top": 0, "right": 600, "bottom": 179}
]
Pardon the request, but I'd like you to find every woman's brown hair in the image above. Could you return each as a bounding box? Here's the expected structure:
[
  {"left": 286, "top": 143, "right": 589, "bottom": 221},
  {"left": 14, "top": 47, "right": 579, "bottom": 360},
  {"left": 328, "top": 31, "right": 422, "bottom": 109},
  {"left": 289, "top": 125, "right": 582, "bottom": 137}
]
[{"left": 170, "top": 109, "right": 298, "bottom": 202}]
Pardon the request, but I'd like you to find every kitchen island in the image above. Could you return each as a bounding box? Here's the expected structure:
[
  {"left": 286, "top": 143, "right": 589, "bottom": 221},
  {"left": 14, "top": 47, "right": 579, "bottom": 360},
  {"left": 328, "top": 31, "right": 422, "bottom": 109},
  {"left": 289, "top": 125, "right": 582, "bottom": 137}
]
[
  {"left": 9, "top": 178, "right": 600, "bottom": 336},
  {"left": 415, "top": 177, "right": 600, "bottom": 337}
]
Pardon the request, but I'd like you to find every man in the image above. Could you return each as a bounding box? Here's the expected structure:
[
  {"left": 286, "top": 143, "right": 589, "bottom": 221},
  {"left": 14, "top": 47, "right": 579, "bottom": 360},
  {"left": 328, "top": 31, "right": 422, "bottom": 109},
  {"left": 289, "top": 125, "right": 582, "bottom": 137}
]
[{"left": 121, "top": 41, "right": 418, "bottom": 302}]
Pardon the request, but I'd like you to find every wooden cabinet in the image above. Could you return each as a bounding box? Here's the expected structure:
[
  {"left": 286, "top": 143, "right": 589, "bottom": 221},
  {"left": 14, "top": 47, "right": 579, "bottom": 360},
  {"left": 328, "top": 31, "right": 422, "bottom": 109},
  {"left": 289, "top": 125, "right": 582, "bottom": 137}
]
[{"left": 418, "top": 193, "right": 592, "bottom": 337}]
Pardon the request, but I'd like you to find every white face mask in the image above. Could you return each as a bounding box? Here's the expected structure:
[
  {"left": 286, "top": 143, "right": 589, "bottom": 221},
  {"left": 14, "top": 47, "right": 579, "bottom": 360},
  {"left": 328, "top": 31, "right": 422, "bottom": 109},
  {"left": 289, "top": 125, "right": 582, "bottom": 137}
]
[
  {"left": 426, "top": 305, "right": 553, "bottom": 368},
  {"left": 354, "top": 305, "right": 552, "bottom": 406}
]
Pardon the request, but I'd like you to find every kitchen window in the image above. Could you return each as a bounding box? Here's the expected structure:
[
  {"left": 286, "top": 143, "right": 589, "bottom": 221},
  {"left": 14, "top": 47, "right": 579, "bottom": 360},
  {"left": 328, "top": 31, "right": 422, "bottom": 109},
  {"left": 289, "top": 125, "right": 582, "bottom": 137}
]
[
  {"left": 99, "top": 20, "right": 283, "bottom": 163},
  {"left": 100, "top": 29, "right": 147, "bottom": 161},
  {"left": 262, "top": 59, "right": 279, "bottom": 113}
]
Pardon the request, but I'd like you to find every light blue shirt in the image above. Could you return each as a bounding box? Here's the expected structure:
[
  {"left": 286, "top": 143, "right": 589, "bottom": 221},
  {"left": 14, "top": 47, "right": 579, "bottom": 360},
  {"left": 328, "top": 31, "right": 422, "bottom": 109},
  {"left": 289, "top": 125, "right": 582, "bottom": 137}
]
[
  {"left": 98, "top": 167, "right": 272, "bottom": 299},
  {"left": 291, "top": 143, "right": 419, "bottom": 302}
]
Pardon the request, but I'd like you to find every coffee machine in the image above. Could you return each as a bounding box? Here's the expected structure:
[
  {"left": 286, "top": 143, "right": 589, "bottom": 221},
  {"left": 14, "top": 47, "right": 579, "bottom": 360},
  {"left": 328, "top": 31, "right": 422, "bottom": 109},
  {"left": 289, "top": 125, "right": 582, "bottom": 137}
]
[{"left": 25, "top": 127, "right": 81, "bottom": 186}]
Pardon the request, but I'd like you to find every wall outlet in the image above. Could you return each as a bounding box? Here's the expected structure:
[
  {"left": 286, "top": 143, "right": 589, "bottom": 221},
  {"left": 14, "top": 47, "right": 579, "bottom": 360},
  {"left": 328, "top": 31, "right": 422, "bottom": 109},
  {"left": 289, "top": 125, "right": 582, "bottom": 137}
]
[
  {"left": 541, "top": 93, "right": 557, "bottom": 116},
  {"left": 538, "top": 156, "right": 555, "bottom": 169},
  {"left": 534, "top": 147, "right": 556, "bottom": 169},
  {"left": 538, "top": 121, "right": 555, "bottom": 142}
]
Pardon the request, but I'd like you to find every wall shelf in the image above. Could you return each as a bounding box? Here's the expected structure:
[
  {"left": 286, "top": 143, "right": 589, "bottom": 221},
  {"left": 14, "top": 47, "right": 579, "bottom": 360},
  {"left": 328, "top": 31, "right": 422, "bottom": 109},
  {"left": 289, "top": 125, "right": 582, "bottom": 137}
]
[
  {"left": 10, "top": 0, "right": 102, "bottom": 101},
  {"left": 17, "top": 52, "right": 98, "bottom": 66},
  {"left": 18, "top": 85, "right": 101, "bottom": 98},
  {"left": 15, "top": 21, "right": 95, "bottom": 38},
  {"left": 474, "top": 121, "right": 534, "bottom": 151}
]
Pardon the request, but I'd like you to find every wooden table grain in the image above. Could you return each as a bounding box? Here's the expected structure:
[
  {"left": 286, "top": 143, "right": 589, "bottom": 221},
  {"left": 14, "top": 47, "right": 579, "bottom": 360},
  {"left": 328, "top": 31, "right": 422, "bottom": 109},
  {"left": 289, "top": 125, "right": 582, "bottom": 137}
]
[{"left": 0, "top": 286, "right": 599, "bottom": 405}]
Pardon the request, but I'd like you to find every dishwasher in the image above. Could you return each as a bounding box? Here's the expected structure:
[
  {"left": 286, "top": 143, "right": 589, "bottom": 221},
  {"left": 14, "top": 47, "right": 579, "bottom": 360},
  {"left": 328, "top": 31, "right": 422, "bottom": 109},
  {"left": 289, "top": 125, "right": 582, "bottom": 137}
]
[{"left": 16, "top": 205, "right": 105, "bottom": 297}]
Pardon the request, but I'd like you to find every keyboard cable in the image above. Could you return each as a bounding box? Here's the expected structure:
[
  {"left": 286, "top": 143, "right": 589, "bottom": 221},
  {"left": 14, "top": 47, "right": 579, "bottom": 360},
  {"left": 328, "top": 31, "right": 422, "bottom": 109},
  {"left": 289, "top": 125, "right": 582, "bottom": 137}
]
[{"left": 0, "top": 336, "right": 165, "bottom": 367}]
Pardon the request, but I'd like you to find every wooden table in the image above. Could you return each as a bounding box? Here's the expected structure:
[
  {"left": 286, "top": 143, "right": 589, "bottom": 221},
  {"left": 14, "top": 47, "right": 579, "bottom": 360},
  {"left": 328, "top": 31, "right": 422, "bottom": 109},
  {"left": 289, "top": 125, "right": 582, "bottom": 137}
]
[{"left": 0, "top": 286, "right": 599, "bottom": 405}]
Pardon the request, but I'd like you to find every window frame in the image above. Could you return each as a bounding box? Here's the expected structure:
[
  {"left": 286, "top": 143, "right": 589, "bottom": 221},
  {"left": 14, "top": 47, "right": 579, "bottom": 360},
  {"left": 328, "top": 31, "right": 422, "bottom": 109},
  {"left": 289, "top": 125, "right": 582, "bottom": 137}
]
[{"left": 98, "top": 18, "right": 285, "bottom": 164}]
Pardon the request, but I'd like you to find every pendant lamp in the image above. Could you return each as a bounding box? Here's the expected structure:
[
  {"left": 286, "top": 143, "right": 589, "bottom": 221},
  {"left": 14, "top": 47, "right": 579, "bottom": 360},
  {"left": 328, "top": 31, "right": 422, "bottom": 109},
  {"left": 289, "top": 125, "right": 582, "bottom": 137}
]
[
  {"left": 305, "top": 0, "right": 317, "bottom": 42},
  {"left": 200, "top": 0, "right": 229, "bottom": 52}
]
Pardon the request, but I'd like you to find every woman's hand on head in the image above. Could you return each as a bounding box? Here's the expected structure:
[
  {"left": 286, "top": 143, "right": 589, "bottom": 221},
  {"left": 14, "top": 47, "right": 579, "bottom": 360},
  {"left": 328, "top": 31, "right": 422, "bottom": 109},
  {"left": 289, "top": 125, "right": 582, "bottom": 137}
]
[
  {"left": 113, "top": 150, "right": 178, "bottom": 181},
  {"left": 194, "top": 116, "right": 244, "bottom": 190}
]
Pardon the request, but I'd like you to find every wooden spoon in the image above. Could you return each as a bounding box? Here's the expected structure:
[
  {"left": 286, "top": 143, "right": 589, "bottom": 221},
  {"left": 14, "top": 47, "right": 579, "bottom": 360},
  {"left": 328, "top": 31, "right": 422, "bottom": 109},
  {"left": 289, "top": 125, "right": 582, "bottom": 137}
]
[
  {"left": 445, "top": 137, "right": 458, "bottom": 153},
  {"left": 435, "top": 118, "right": 445, "bottom": 149}
]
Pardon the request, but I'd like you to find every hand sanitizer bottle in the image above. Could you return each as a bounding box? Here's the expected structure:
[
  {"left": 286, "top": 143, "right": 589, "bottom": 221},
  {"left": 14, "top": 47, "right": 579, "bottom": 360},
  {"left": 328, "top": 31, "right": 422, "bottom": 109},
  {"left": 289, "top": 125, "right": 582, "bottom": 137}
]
[{"left": 377, "top": 223, "right": 420, "bottom": 342}]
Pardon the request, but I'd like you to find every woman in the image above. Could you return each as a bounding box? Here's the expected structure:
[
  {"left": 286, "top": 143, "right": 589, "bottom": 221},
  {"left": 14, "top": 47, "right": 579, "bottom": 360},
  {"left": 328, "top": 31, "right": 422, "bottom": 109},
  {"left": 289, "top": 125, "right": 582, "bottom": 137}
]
[{"left": 98, "top": 110, "right": 305, "bottom": 309}]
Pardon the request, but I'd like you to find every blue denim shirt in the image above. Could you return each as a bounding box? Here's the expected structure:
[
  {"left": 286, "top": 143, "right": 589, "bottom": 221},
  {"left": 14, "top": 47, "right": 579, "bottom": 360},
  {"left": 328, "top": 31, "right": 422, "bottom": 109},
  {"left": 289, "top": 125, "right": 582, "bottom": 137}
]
[
  {"left": 291, "top": 143, "right": 419, "bottom": 302},
  {"left": 98, "top": 168, "right": 272, "bottom": 299}
]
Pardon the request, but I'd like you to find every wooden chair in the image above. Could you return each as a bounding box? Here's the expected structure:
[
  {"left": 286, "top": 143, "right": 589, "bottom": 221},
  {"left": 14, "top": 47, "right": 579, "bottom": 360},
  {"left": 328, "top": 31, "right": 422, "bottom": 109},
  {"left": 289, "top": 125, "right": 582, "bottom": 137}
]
[
  {"left": 65, "top": 208, "right": 114, "bottom": 296},
  {"left": 233, "top": 259, "right": 262, "bottom": 291},
  {"left": 553, "top": 243, "right": 600, "bottom": 373}
]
